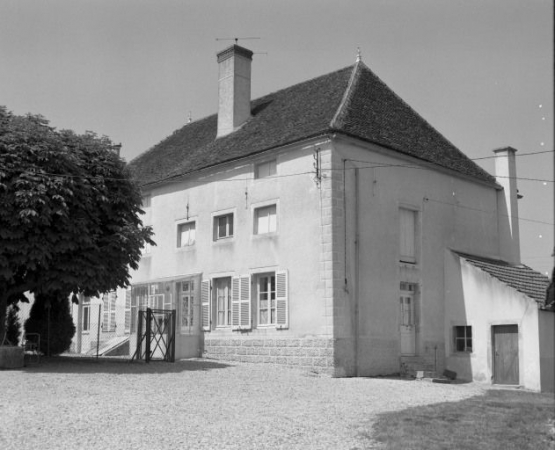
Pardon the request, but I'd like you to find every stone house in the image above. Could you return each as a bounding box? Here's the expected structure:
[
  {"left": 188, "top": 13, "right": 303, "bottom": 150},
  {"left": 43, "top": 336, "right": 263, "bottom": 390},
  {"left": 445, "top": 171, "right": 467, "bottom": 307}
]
[{"left": 118, "top": 44, "right": 553, "bottom": 389}]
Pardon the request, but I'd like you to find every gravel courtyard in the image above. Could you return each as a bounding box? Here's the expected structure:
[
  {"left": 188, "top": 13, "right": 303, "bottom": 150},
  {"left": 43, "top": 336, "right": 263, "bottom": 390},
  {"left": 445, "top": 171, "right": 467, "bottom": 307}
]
[{"left": 0, "top": 358, "right": 485, "bottom": 450}]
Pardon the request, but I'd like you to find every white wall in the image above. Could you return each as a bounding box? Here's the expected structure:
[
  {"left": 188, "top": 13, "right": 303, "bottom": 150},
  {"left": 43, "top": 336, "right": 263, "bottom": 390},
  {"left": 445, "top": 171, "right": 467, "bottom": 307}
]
[
  {"left": 332, "top": 137, "right": 507, "bottom": 376},
  {"left": 133, "top": 138, "right": 334, "bottom": 339},
  {"left": 445, "top": 253, "right": 542, "bottom": 391}
]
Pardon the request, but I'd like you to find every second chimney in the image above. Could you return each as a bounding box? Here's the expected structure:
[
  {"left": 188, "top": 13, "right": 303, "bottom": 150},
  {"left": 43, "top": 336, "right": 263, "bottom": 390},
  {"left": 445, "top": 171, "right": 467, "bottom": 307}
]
[
  {"left": 216, "top": 45, "right": 253, "bottom": 138},
  {"left": 494, "top": 146, "right": 521, "bottom": 264}
]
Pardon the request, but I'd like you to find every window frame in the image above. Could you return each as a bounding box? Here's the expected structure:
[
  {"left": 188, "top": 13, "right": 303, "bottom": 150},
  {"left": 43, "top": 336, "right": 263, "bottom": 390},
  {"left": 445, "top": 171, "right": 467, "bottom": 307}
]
[
  {"left": 213, "top": 212, "right": 234, "bottom": 241},
  {"left": 213, "top": 276, "right": 232, "bottom": 328},
  {"left": 177, "top": 220, "right": 196, "bottom": 248},
  {"left": 399, "top": 207, "right": 418, "bottom": 264},
  {"left": 453, "top": 325, "right": 473, "bottom": 353},
  {"left": 256, "top": 273, "right": 277, "bottom": 327},
  {"left": 254, "top": 204, "right": 277, "bottom": 235},
  {"left": 177, "top": 279, "right": 195, "bottom": 334},
  {"left": 82, "top": 297, "right": 91, "bottom": 333},
  {"left": 254, "top": 159, "right": 277, "bottom": 179}
]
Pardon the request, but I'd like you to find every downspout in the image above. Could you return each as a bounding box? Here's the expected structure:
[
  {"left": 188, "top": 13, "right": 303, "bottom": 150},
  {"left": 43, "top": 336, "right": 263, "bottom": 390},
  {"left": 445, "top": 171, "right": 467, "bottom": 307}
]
[{"left": 354, "top": 167, "right": 360, "bottom": 377}]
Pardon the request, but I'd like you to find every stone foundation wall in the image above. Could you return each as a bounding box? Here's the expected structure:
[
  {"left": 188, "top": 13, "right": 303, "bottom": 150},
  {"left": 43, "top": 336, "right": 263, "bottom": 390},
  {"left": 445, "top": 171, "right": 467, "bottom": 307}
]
[{"left": 204, "top": 337, "right": 335, "bottom": 373}]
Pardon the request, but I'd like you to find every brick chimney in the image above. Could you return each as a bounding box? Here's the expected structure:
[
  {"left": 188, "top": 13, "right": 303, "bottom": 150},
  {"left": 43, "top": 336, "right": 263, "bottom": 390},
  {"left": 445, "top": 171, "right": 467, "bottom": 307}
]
[
  {"left": 494, "top": 146, "right": 520, "bottom": 264},
  {"left": 216, "top": 45, "right": 253, "bottom": 138}
]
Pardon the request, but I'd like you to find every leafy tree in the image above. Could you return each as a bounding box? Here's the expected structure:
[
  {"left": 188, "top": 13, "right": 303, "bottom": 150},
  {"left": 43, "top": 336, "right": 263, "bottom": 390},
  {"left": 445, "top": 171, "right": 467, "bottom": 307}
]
[
  {"left": 0, "top": 106, "right": 154, "bottom": 343},
  {"left": 4, "top": 304, "right": 21, "bottom": 346},
  {"left": 24, "top": 293, "right": 75, "bottom": 355}
]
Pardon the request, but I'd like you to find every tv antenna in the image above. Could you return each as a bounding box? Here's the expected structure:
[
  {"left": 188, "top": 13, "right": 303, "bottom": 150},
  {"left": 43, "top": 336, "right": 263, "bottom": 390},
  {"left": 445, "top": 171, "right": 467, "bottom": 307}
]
[{"left": 216, "top": 37, "right": 261, "bottom": 44}]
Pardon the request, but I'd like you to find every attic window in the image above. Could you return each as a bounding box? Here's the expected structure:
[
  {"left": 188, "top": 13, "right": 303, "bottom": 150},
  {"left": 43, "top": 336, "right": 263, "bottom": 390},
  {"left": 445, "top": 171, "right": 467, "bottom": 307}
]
[
  {"left": 255, "top": 160, "right": 277, "bottom": 179},
  {"left": 142, "top": 195, "right": 151, "bottom": 208}
]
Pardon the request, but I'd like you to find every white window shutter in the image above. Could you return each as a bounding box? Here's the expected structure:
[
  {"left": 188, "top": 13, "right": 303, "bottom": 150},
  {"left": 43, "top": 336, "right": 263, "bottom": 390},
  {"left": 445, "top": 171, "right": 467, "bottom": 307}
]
[
  {"left": 201, "top": 280, "right": 211, "bottom": 331},
  {"left": 231, "top": 277, "right": 240, "bottom": 330},
  {"left": 275, "top": 270, "right": 288, "bottom": 329},
  {"left": 239, "top": 275, "right": 251, "bottom": 330},
  {"left": 124, "top": 289, "right": 131, "bottom": 333}
]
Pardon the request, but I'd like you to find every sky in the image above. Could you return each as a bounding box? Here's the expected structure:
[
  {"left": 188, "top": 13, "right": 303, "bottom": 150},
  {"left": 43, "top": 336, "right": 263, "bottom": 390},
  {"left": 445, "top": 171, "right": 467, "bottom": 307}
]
[{"left": 0, "top": 0, "right": 553, "bottom": 276}]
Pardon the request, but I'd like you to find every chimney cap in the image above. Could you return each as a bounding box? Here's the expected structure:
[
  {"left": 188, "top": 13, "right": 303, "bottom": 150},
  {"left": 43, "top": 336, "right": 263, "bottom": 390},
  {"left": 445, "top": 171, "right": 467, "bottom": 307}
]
[
  {"left": 493, "top": 146, "right": 518, "bottom": 154},
  {"left": 217, "top": 44, "right": 253, "bottom": 63}
]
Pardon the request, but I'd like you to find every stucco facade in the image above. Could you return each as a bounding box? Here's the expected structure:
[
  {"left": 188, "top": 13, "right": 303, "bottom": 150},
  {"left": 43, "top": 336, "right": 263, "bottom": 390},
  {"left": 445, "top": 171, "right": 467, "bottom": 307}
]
[
  {"left": 444, "top": 253, "right": 553, "bottom": 392},
  {"left": 115, "top": 44, "right": 552, "bottom": 382}
]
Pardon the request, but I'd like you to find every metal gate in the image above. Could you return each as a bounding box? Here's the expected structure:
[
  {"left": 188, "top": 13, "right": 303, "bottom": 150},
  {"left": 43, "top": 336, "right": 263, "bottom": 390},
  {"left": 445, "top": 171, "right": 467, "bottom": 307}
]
[{"left": 133, "top": 308, "right": 176, "bottom": 362}]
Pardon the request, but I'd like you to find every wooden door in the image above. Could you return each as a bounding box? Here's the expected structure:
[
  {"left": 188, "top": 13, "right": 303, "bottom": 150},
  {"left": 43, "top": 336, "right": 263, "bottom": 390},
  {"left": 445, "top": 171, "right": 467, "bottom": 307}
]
[{"left": 493, "top": 325, "right": 519, "bottom": 385}]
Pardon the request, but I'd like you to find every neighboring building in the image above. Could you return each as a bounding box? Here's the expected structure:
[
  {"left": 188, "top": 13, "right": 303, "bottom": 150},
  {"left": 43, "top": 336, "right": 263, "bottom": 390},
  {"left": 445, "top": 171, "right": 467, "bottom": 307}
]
[{"left": 118, "top": 44, "right": 552, "bottom": 390}]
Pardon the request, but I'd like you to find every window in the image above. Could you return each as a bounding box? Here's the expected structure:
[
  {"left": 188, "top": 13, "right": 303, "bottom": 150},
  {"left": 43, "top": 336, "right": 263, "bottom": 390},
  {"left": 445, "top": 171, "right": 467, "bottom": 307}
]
[
  {"left": 254, "top": 205, "right": 277, "bottom": 234},
  {"left": 214, "top": 214, "right": 234, "bottom": 240},
  {"left": 255, "top": 160, "right": 277, "bottom": 179},
  {"left": 201, "top": 271, "right": 288, "bottom": 332},
  {"left": 257, "top": 274, "right": 276, "bottom": 326},
  {"left": 82, "top": 297, "right": 90, "bottom": 333},
  {"left": 130, "top": 285, "right": 148, "bottom": 333},
  {"left": 399, "top": 208, "right": 417, "bottom": 263},
  {"left": 454, "top": 326, "right": 472, "bottom": 352},
  {"left": 142, "top": 195, "right": 151, "bottom": 208},
  {"left": 177, "top": 221, "right": 196, "bottom": 247},
  {"left": 178, "top": 280, "right": 195, "bottom": 333},
  {"left": 214, "top": 277, "right": 232, "bottom": 327},
  {"left": 399, "top": 282, "right": 415, "bottom": 326},
  {"left": 142, "top": 241, "right": 152, "bottom": 255}
]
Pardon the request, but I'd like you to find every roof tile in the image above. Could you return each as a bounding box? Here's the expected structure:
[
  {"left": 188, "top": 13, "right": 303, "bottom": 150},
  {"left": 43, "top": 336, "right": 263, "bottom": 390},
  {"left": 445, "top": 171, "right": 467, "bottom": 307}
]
[
  {"left": 456, "top": 252, "right": 549, "bottom": 303},
  {"left": 128, "top": 62, "right": 495, "bottom": 187}
]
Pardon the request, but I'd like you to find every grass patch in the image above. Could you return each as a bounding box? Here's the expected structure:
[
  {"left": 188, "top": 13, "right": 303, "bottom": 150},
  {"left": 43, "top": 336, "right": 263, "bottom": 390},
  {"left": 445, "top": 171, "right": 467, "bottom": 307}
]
[{"left": 369, "top": 389, "right": 555, "bottom": 449}]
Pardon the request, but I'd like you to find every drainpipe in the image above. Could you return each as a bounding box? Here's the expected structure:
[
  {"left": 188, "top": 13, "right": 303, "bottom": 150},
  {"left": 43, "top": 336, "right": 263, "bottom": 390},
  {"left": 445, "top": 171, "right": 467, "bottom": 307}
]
[{"left": 354, "top": 168, "right": 360, "bottom": 377}]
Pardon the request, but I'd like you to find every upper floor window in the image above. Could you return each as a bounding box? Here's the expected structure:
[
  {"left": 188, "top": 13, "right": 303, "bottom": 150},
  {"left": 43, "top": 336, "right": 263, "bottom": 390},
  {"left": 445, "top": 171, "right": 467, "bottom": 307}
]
[
  {"left": 177, "top": 221, "right": 196, "bottom": 247},
  {"left": 399, "top": 208, "right": 417, "bottom": 264},
  {"left": 214, "top": 213, "right": 234, "bottom": 240},
  {"left": 255, "top": 160, "right": 277, "bottom": 179},
  {"left": 142, "top": 195, "right": 151, "bottom": 208},
  {"left": 254, "top": 205, "right": 277, "bottom": 234}
]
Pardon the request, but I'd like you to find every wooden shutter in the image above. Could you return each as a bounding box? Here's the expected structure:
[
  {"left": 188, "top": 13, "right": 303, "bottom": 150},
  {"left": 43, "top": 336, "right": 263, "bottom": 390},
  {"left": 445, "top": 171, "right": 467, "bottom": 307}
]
[
  {"left": 124, "top": 289, "right": 131, "bottom": 333},
  {"left": 240, "top": 275, "right": 251, "bottom": 329},
  {"left": 110, "top": 291, "right": 117, "bottom": 331},
  {"left": 275, "top": 270, "right": 288, "bottom": 329},
  {"left": 399, "top": 208, "right": 415, "bottom": 263},
  {"left": 201, "top": 280, "right": 211, "bottom": 331},
  {"left": 102, "top": 293, "right": 109, "bottom": 331},
  {"left": 232, "top": 275, "right": 251, "bottom": 330},
  {"left": 231, "top": 277, "right": 240, "bottom": 330}
]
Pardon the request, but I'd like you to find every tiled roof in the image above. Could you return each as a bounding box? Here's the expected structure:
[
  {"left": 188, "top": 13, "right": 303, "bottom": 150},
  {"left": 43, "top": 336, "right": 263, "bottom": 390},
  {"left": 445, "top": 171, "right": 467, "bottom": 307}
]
[
  {"left": 456, "top": 252, "right": 550, "bottom": 304},
  {"left": 128, "top": 61, "right": 496, "bottom": 187}
]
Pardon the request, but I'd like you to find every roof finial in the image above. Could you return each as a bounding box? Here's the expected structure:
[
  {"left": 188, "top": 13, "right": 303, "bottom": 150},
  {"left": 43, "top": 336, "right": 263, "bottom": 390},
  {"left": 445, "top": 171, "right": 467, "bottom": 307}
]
[
  {"left": 187, "top": 111, "right": 192, "bottom": 124},
  {"left": 356, "top": 47, "right": 362, "bottom": 63}
]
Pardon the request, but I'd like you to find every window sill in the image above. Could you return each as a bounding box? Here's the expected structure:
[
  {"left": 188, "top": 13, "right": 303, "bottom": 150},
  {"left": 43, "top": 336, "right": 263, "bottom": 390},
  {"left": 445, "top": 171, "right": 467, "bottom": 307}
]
[
  {"left": 176, "top": 245, "right": 195, "bottom": 253},
  {"left": 252, "top": 232, "right": 278, "bottom": 239},
  {"left": 399, "top": 261, "right": 419, "bottom": 269},
  {"left": 213, "top": 237, "right": 234, "bottom": 244},
  {"left": 451, "top": 351, "right": 473, "bottom": 357}
]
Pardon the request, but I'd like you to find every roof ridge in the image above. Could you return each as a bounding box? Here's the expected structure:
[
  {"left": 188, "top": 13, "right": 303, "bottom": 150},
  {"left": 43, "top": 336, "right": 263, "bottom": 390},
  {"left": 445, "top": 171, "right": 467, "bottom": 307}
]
[{"left": 329, "top": 62, "right": 361, "bottom": 129}]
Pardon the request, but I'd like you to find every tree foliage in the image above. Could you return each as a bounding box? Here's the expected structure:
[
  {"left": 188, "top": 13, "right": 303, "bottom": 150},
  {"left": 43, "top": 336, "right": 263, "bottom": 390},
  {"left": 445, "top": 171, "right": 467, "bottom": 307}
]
[
  {"left": 0, "top": 106, "right": 154, "bottom": 342},
  {"left": 24, "top": 293, "right": 75, "bottom": 355},
  {"left": 4, "top": 304, "right": 21, "bottom": 346}
]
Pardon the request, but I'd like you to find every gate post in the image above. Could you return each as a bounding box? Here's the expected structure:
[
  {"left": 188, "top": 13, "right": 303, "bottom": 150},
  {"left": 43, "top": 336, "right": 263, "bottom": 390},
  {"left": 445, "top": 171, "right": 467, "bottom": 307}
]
[{"left": 146, "top": 308, "right": 152, "bottom": 363}]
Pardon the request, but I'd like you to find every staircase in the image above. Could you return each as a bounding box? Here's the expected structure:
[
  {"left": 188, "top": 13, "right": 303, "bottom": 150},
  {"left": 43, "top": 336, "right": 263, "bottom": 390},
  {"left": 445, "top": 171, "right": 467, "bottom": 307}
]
[{"left": 400, "top": 355, "right": 437, "bottom": 379}]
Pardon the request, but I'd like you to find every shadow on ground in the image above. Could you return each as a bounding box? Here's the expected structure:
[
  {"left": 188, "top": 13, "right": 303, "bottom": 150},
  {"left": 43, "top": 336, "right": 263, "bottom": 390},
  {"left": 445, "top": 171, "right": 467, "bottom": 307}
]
[{"left": 20, "top": 355, "right": 233, "bottom": 374}]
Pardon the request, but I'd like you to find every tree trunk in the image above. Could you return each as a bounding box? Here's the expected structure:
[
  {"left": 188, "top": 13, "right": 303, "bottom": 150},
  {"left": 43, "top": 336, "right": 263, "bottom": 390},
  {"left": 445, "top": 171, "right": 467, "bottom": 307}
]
[{"left": 0, "top": 289, "right": 8, "bottom": 346}]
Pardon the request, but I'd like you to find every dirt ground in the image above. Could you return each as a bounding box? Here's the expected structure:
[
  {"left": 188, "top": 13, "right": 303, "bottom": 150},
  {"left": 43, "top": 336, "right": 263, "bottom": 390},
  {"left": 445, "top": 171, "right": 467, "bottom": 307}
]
[{"left": 0, "top": 357, "right": 485, "bottom": 450}]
